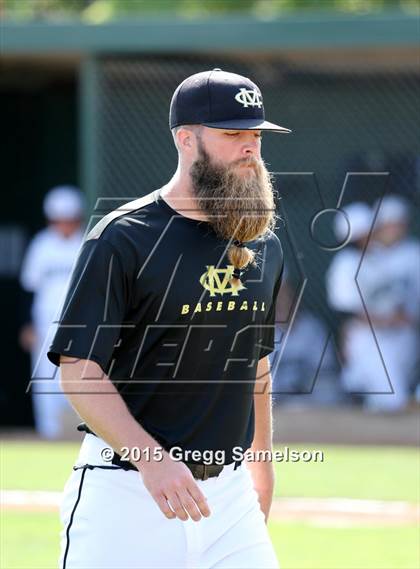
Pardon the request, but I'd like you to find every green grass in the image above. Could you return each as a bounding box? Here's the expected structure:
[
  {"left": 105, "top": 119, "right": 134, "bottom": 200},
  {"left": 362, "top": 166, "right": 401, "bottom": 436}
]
[
  {"left": 1, "top": 512, "right": 419, "bottom": 569},
  {"left": 272, "top": 444, "right": 420, "bottom": 502},
  {"left": 0, "top": 441, "right": 79, "bottom": 491},
  {"left": 0, "top": 512, "right": 60, "bottom": 569},
  {"left": 1, "top": 441, "right": 419, "bottom": 502},
  {"left": 270, "top": 521, "right": 420, "bottom": 569}
]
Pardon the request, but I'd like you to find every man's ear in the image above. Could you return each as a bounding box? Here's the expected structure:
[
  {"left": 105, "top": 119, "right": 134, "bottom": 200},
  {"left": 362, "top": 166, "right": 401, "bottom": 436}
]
[{"left": 177, "top": 128, "right": 193, "bottom": 151}]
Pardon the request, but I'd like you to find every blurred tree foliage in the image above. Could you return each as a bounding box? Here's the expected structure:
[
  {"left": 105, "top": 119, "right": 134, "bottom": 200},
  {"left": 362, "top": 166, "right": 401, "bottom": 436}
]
[{"left": 2, "top": 0, "right": 419, "bottom": 22}]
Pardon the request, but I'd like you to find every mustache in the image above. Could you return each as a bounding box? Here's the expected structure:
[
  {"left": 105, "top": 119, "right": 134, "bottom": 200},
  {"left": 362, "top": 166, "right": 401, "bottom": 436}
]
[{"left": 229, "top": 156, "right": 260, "bottom": 169}]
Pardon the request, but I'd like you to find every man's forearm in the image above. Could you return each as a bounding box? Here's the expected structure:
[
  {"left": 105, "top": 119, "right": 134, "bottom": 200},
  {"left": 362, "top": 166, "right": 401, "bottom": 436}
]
[
  {"left": 59, "top": 355, "right": 162, "bottom": 471},
  {"left": 250, "top": 356, "right": 275, "bottom": 452},
  {"left": 245, "top": 356, "right": 275, "bottom": 522}
]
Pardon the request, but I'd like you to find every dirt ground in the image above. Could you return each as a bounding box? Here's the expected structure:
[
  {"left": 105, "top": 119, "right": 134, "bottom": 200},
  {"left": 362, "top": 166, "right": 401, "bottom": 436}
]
[{"left": 2, "top": 490, "right": 419, "bottom": 527}]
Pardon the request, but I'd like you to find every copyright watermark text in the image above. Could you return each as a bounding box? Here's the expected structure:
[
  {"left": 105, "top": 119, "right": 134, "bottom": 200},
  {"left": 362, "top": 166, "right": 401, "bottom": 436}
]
[{"left": 100, "top": 446, "right": 324, "bottom": 465}]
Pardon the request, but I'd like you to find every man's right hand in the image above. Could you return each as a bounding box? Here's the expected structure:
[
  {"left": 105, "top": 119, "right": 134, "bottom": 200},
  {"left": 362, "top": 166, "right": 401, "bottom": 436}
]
[
  {"left": 137, "top": 450, "right": 211, "bottom": 522},
  {"left": 59, "top": 357, "right": 210, "bottom": 522}
]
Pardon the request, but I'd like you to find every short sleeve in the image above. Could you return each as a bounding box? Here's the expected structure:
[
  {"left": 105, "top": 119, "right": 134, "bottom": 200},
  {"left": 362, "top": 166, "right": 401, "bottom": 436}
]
[
  {"left": 258, "top": 244, "right": 284, "bottom": 360},
  {"left": 20, "top": 234, "right": 44, "bottom": 293},
  {"left": 47, "top": 237, "right": 128, "bottom": 374}
]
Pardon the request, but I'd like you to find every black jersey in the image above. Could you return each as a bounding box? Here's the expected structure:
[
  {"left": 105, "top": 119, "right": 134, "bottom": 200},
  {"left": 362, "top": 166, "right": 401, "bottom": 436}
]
[{"left": 48, "top": 188, "right": 284, "bottom": 463}]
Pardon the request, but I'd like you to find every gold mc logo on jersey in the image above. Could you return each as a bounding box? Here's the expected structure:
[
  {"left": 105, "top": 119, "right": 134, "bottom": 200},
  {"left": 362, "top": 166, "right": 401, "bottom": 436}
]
[{"left": 199, "top": 265, "right": 246, "bottom": 297}]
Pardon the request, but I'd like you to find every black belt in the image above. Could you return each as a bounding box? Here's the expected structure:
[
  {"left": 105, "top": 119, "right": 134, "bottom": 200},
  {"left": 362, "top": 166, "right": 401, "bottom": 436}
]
[
  {"left": 111, "top": 452, "right": 240, "bottom": 481},
  {"left": 77, "top": 425, "right": 241, "bottom": 481}
]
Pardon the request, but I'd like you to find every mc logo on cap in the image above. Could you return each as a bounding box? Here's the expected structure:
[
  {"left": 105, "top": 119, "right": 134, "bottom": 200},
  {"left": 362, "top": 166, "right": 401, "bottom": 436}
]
[
  {"left": 235, "top": 88, "right": 263, "bottom": 109},
  {"left": 169, "top": 68, "right": 291, "bottom": 134}
]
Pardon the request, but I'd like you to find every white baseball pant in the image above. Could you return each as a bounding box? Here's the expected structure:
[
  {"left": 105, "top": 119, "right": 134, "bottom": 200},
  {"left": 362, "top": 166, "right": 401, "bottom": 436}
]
[{"left": 59, "top": 434, "right": 280, "bottom": 568}]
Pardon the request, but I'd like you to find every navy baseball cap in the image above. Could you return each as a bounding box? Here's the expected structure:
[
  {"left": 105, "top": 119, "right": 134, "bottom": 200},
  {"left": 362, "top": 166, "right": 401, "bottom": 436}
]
[{"left": 169, "top": 68, "right": 291, "bottom": 133}]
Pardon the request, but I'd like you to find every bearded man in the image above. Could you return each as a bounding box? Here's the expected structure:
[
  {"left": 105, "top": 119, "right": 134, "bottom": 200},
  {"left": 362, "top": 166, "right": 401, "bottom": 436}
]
[{"left": 48, "top": 69, "right": 290, "bottom": 569}]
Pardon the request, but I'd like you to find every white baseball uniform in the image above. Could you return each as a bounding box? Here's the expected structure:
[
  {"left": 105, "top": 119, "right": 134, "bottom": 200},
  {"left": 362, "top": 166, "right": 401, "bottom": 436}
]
[
  {"left": 20, "top": 226, "right": 84, "bottom": 438},
  {"left": 327, "top": 237, "right": 419, "bottom": 411}
]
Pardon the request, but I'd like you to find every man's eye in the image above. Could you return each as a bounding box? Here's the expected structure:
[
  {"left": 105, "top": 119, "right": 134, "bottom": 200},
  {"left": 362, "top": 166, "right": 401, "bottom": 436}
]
[
  {"left": 225, "top": 132, "right": 239, "bottom": 136},
  {"left": 255, "top": 133, "right": 262, "bottom": 139}
]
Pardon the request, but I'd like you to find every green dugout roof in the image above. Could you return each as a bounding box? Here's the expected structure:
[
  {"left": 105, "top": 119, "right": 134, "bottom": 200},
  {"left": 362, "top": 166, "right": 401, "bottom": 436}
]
[{"left": 2, "top": 11, "right": 419, "bottom": 54}]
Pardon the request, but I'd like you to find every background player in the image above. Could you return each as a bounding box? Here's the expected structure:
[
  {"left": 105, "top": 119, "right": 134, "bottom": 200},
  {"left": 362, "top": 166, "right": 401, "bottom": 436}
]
[
  {"left": 19, "top": 186, "right": 85, "bottom": 438},
  {"left": 362, "top": 195, "right": 419, "bottom": 411},
  {"left": 327, "top": 197, "right": 419, "bottom": 411}
]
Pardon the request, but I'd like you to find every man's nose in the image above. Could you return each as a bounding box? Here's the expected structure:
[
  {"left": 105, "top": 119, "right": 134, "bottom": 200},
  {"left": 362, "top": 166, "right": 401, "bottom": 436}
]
[{"left": 242, "top": 140, "right": 259, "bottom": 157}]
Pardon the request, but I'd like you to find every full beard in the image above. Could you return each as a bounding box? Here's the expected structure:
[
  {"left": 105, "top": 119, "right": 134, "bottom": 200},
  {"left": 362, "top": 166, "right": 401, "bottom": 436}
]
[{"left": 189, "top": 138, "right": 277, "bottom": 245}]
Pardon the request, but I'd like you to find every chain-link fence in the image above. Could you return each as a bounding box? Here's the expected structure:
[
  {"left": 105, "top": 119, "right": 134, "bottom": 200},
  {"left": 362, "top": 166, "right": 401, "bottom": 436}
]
[{"left": 92, "top": 53, "right": 419, "bottom": 329}]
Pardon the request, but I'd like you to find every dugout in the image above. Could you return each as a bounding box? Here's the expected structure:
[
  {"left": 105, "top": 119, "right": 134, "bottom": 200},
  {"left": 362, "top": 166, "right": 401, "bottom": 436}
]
[{"left": 1, "top": 11, "right": 419, "bottom": 426}]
